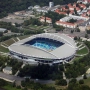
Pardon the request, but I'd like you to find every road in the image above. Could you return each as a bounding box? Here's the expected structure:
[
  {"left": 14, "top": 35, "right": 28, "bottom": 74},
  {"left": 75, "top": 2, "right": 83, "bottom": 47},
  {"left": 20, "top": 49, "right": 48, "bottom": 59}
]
[
  {"left": 0, "top": 72, "right": 55, "bottom": 85},
  {"left": 0, "top": 72, "right": 24, "bottom": 82},
  {"left": 0, "top": 71, "right": 90, "bottom": 85}
]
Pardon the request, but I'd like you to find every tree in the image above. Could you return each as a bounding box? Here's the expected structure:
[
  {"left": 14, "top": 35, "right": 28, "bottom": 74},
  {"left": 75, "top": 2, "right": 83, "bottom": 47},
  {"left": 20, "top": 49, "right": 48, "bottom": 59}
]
[
  {"left": 85, "top": 34, "right": 88, "bottom": 38},
  {"left": 76, "top": 28, "right": 80, "bottom": 32},
  {"left": 68, "top": 19, "right": 77, "bottom": 23},
  {"left": 74, "top": 36, "right": 78, "bottom": 40},
  {"left": 74, "top": 8, "right": 77, "bottom": 15},
  {"left": 83, "top": 74, "right": 87, "bottom": 79},
  {"left": 79, "top": 79, "right": 84, "bottom": 84},
  {"left": 86, "top": 30, "right": 90, "bottom": 34},
  {"left": 71, "top": 30, "right": 74, "bottom": 33},
  {"left": 21, "top": 80, "right": 26, "bottom": 87},
  {"left": 0, "top": 32, "right": 3, "bottom": 36},
  {"left": 12, "top": 82, "right": 16, "bottom": 87},
  {"left": 65, "top": 5, "right": 69, "bottom": 9},
  {"left": 55, "top": 79, "right": 67, "bottom": 86},
  {"left": 0, "top": 79, "right": 7, "bottom": 87},
  {"left": 69, "top": 78, "right": 77, "bottom": 84}
]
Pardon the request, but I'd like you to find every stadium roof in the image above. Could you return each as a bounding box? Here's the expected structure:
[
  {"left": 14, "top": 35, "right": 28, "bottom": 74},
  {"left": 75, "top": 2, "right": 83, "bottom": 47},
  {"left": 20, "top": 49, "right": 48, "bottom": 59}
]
[{"left": 9, "top": 33, "right": 77, "bottom": 60}]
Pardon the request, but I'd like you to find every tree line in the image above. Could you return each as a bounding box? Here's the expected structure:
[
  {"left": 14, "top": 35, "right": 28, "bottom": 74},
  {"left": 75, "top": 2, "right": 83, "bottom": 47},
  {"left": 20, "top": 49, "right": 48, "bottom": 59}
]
[
  {"left": 65, "top": 41, "right": 90, "bottom": 78},
  {"left": 0, "top": 0, "right": 77, "bottom": 18},
  {"left": 18, "top": 64, "right": 63, "bottom": 80}
]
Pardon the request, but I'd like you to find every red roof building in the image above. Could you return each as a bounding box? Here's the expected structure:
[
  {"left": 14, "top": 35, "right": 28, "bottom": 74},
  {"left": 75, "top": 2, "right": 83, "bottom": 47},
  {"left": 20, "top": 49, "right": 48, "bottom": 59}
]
[
  {"left": 56, "top": 21, "right": 77, "bottom": 28},
  {"left": 39, "top": 17, "right": 52, "bottom": 23}
]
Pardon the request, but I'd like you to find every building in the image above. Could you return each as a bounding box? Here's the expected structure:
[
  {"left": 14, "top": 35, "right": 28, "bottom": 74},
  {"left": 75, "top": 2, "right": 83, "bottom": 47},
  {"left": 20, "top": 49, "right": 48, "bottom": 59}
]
[
  {"left": 28, "top": 6, "right": 33, "bottom": 10},
  {"left": 9, "top": 33, "right": 77, "bottom": 65},
  {"left": 33, "top": 5, "right": 40, "bottom": 9},
  {"left": 83, "top": 0, "right": 90, "bottom": 4},
  {"left": 78, "top": 19, "right": 90, "bottom": 31},
  {"left": 56, "top": 21, "right": 77, "bottom": 28},
  {"left": 39, "top": 17, "right": 52, "bottom": 23},
  {"left": 55, "top": 9, "right": 67, "bottom": 15},
  {"left": 0, "top": 28, "right": 7, "bottom": 32},
  {"left": 3, "top": 66, "right": 12, "bottom": 74},
  {"left": 36, "top": 8, "right": 48, "bottom": 13}
]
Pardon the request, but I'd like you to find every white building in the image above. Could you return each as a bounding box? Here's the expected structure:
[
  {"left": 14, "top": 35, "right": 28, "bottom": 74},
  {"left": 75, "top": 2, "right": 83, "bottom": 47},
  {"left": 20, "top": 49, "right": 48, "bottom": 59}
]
[
  {"left": 0, "top": 28, "right": 7, "bottom": 32},
  {"left": 60, "top": 15, "right": 89, "bottom": 22},
  {"left": 9, "top": 33, "right": 77, "bottom": 65},
  {"left": 33, "top": 5, "right": 40, "bottom": 9},
  {"left": 36, "top": 8, "right": 48, "bottom": 13},
  {"left": 3, "top": 66, "right": 12, "bottom": 74}
]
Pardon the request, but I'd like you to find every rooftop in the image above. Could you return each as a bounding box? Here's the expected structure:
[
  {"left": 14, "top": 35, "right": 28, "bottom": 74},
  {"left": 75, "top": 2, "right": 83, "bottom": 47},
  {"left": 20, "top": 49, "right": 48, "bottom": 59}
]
[
  {"left": 3, "top": 66, "right": 12, "bottom": 71},
  {"left": 9, "top": 33, "right": 77, "bottom": 60}
]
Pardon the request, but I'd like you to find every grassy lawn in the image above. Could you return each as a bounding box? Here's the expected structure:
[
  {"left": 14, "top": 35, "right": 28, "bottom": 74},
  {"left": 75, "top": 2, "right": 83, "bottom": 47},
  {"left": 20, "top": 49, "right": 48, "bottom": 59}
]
[
  {"left": 84, "top": 77, "right": 90, "bottom": 87},
  {"left": 69, "top": 56, "right": 84, "bottom": 64},
  {"left": 3, "top": 85, "right": 21, "bottom": 90},
  {"left": 3, "top": 38, "right": 15, "bottom": 46},
  {"left": 47, "top": 83, "right": 67, "bottom": 90},
  {"left": 74, "top": 56, "right": 84, "bottom": 61},
  {"left": 77, "top": 47, "right": 88, "bottom": 55},
  {"left": 0, "top": 45, "right": 9, "bottom": 53}
]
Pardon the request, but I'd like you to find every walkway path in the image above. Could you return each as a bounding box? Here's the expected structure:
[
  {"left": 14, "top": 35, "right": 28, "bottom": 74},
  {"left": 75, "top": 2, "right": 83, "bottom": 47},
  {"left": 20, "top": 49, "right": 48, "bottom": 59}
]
[
  {"left": 14, "top": 64, "right": 25, "bottom": 76},
  {"left": 0, "top": 43, "right": 8, "bottom": 48},
  {"left": 17, "top": 37, "right": 20, "bottom": 41},
  {"left": 12, "top": 38, "right": 16, "bottom": 42}
]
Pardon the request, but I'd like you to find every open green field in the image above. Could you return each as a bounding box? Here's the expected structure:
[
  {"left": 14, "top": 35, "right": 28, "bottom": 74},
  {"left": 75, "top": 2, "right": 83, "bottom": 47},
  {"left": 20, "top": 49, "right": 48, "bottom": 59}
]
[
  {"left": 77, "top": 47, "right": 88, "bottom": 55},
  {"left": 4, "top": 85, "right": 21, "bottom": 90},
  {"left": 0, "top": 45, "right": 9, "bottom": 53}
]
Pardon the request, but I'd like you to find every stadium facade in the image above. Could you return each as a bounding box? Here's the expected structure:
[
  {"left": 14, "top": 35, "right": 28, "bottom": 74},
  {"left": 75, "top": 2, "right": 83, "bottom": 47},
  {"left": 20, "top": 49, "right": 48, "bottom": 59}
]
[{"left": 9, "top": 33, "right": 77, "bottom": 65}]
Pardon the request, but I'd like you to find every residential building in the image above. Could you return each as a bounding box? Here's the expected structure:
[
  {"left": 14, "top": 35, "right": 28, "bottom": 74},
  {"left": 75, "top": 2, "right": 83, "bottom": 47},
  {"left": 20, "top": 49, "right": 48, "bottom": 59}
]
[{"left": 56, "top": 21, "right": 77, "bottom": 28}]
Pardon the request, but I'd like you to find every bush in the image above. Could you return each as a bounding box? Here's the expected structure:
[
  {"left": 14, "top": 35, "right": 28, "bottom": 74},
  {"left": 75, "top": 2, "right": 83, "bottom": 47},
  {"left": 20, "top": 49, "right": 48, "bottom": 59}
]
[
  {"left": 21, "top": 81, "right": 26, "bottom": 87},
  {"left": 16, "top": 85, "right": 21, "bottom": 89},
  {"left": 83, "top": 74, "right": 87, "bottom": 79},
  {"left": 0, "top": 79, "right": 7, "bottom": 86},
  {"left": 69, "top": 78, "right": 77, "bottom": 84},
  {"left": 55, "top": 79, "right": 67, "bottom": 86},
  {"left": 79, "top": 79, "right": 84, "bottom": 84}
]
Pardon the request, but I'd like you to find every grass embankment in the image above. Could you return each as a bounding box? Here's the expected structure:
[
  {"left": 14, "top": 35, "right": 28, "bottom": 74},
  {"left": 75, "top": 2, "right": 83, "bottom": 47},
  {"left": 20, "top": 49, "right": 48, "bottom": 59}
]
[
  {"left": 3, "top": 38, "right": 15, "bottom": 46},
  {"left": 77, "top": 47, "right": 88, "bottom": 55},
  {"left": 0, "top": 45, "right": 9, "bottom": 53}
]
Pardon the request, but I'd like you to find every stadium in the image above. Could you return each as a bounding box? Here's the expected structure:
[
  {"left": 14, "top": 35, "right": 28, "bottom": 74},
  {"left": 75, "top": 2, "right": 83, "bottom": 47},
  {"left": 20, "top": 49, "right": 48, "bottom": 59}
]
[{"left": 9, "top": 33, "right": 77, "bottom": 65}]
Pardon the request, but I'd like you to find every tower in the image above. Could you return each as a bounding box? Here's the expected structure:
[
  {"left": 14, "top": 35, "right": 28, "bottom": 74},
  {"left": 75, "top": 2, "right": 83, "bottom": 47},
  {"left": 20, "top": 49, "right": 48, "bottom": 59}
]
[{"left": 49, "top": 2, "right": 54, "bottom": 8}]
